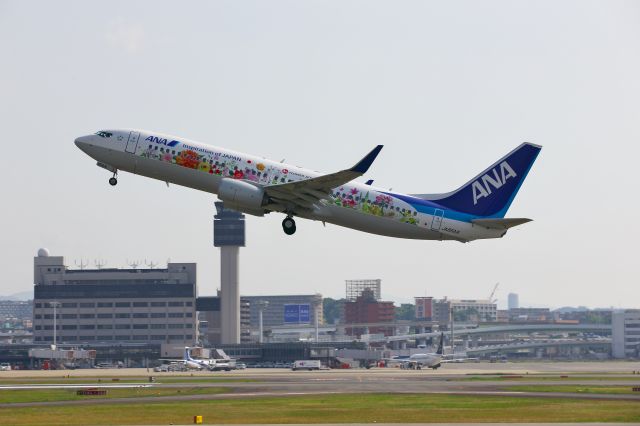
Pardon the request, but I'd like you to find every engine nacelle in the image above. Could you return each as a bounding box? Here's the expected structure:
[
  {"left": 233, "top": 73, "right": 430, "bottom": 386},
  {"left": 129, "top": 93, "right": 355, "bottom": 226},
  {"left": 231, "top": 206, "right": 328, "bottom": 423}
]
[{"left": 218, "top": 178, "right": 266, "bottom": 216}]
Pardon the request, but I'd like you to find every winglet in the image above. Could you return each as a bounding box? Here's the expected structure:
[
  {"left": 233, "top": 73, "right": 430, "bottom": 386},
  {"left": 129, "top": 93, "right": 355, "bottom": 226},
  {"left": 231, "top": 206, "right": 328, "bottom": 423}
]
[{"left": 351, "top": 145, "right": 383, "bottom": 174}]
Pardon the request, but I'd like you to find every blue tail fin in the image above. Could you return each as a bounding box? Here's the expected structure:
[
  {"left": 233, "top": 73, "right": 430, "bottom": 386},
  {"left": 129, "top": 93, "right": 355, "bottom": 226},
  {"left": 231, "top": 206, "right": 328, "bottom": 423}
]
[{"left": 424, "top": 143, "right": 541, "bottom": 217}]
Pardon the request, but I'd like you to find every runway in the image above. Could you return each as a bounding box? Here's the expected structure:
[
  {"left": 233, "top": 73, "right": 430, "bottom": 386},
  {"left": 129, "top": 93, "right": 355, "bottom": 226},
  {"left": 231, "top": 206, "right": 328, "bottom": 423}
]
[{"left": 1, "top": 361, "right": 639, "bottom": 407}]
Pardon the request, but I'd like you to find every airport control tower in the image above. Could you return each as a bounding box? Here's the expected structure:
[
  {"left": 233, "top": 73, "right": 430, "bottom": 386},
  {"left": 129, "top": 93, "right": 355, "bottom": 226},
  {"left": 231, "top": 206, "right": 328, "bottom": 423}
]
[{"left": 213, "top": 202, "right": 245, "bottom": 344}]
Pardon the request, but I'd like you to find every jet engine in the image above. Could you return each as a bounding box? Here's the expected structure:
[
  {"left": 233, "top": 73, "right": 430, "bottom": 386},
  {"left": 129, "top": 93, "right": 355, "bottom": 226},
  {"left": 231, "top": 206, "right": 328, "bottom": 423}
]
[{"left": 218, "top": 178, "right": 267, "bottom": 216}]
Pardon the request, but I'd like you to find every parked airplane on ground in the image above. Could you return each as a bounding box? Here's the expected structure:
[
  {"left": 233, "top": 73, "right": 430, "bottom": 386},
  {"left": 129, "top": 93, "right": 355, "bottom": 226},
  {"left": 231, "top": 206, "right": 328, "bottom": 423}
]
[
  {"left": 386, "top": 333, "right": 446, "bottom": 370},
  {"left": 75, "top": 130, "right": 541, "bottom": 241}
]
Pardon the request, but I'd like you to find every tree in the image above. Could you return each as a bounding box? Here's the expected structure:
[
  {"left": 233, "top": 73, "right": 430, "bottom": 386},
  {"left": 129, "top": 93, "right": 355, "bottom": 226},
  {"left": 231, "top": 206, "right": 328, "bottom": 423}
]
[
  {"left": 395, "top": 304, "right": 415, "bottom": 320},
  {"left": 322, "top": 298, "right": 346, "bottom": 325}
]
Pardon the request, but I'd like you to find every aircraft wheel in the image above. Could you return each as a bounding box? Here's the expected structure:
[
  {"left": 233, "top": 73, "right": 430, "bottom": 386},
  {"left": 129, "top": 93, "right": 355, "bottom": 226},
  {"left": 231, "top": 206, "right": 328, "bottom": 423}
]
[
  {"left": 282, "top": 217, "right": 296, "bottom": 235},
  {"left": 108, "top": 177, "right": 118, "bottom": 186}
]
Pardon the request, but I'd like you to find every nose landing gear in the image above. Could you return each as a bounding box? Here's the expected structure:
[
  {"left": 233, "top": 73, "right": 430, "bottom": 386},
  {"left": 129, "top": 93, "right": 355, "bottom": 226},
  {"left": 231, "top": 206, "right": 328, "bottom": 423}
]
[
  {"left": 108, "top": 171, "right": 118, "bottom": 186},
  {"left": 282, "top": 216, "right": 296, "bottom": 235}
]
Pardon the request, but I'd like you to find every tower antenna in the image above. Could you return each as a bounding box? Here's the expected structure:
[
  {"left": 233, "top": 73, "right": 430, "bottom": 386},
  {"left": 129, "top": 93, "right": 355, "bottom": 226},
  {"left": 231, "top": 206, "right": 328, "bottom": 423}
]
[
  {"left": 74, "top": 259, "right": 88, "bottom": 270},
  {"left": 94, "top": 259, "right": 107, "bottom": 270},
  {"left": 145, "top": 259, "right": 158, "bottom": 269},
  {"left": 126, "top": 259, "right": 140, "bottom": 269}
]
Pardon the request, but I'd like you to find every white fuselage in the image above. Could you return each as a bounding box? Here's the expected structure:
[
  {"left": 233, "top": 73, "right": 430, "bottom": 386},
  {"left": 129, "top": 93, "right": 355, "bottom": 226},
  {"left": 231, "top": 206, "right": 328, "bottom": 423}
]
[{"left": 75, "top": 129, "right": 505, "bottom": 241}]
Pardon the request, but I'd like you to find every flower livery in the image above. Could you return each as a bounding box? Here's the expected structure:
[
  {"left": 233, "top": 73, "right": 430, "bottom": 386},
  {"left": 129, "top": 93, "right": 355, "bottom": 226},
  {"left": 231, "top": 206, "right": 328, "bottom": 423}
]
[{"left": 140, "top": 144, "right": 420, "bottom": 227}]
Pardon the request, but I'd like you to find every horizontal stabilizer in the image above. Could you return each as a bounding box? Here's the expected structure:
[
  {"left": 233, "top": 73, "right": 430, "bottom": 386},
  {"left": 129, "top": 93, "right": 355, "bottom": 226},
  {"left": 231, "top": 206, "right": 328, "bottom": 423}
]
[{"left": 471, "top": 218, "right": 532, "bottom": 230}]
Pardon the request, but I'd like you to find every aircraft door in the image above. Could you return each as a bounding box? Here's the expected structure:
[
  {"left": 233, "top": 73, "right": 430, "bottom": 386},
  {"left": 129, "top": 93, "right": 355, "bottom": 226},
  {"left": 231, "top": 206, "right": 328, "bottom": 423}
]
[
  {"left": 125, "top": 131, "right": 140, "bottom": 154},
  {"left": 430, "top": 209, "right": 444, "bottom": 231}
]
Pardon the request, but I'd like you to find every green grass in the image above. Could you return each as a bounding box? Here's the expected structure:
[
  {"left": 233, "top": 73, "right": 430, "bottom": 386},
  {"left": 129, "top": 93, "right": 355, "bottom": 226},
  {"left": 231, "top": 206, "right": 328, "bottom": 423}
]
[
  {"left": 505, "top": 384, "right": 640, "bottom": 395},
  {"left": 0, "top": 393, "right": 639, "bottom": 425},
  {"left": 0, "top": 386, "right": 230, "bottom": 404},
  {"left": 460, "top": 375, "right": 640, "bottom": 381}
]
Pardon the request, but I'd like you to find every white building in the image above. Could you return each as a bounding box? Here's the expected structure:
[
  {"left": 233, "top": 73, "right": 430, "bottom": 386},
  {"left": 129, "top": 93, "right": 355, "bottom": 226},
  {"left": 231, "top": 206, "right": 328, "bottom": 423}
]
[{"left": 612, "top": 310, "right": 640, "bottom": 358}]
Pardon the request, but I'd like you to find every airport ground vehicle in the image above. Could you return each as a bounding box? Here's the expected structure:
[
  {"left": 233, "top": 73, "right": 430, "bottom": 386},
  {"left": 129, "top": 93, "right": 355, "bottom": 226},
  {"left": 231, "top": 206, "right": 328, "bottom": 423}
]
[
  {"left": 292, "top": 360, "right": 321, "bottom": 371},
  {"left": 0, "top": 363, "right": 11, "bottom": 371}
]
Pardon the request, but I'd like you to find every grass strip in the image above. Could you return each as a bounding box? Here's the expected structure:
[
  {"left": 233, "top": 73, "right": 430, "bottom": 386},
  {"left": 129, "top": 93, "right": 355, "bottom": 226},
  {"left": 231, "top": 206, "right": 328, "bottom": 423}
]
[
  {"left": 505, "top": 384, "right": 640, "bottom": 395},
  {"left": 0, "top": 386, "right": 230, "bottom": 404}
]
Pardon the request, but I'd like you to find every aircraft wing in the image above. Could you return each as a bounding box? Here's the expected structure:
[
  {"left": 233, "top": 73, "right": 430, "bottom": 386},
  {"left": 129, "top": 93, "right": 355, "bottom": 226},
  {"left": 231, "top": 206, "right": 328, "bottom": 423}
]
[{"left": 265, "top": 145, "right": 383, "bottom": 211}]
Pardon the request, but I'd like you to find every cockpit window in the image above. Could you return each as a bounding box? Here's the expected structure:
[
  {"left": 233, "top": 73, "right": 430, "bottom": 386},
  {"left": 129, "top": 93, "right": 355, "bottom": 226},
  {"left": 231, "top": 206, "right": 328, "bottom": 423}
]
[{"left": 95, "top": 131, "right": 113, "bottom": 138}]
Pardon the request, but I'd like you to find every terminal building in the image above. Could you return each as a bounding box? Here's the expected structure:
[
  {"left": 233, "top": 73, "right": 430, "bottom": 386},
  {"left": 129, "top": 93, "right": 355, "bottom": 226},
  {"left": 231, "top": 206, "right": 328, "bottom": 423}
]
[
  {"left": 33, "top": 249, "right": 196, "bottom": 346},
  {"left": 244, "top": 295, "right": 323, "bottom": 329}
]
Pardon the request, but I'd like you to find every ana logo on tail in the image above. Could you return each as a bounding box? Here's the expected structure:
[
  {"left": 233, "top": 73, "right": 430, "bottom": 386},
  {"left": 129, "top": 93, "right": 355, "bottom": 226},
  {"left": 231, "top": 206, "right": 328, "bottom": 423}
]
[{"left": 471, "top": 161, "right": 517, "bottom": 205}]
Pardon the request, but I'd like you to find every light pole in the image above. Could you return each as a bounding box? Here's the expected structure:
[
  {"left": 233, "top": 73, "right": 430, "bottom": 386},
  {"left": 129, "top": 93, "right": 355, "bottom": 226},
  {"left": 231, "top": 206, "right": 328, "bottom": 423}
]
[
  {"left": 50, "top": 301, "right": 60, "bottom": 350},
  {"left": 258, "top": 301, "right": 269, "bottom": 344}
]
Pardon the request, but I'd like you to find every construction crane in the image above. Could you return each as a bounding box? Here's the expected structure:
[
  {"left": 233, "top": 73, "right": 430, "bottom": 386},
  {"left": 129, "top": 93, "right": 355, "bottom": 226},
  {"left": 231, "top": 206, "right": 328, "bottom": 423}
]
[{"left": 488, "top": 282, "right": 499, "bottom": 304}]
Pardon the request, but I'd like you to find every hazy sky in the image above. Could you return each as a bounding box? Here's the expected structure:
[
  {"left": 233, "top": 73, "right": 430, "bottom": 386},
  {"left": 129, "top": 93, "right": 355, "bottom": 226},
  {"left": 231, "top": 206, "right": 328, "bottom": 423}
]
[{"left": 1, "top": 1, "right": 638, "bottom": 309}]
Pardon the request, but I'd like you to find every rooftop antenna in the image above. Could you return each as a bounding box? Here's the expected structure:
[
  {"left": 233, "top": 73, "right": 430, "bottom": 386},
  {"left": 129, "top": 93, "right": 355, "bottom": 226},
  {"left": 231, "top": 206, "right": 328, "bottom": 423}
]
[
  {"left": 127, "top": 259, "right": 140, "bottom": 269},
  {"left": 145, "top": 259, "right": 158, "bottom": 269},
  {"left": 94, "top": 259, "right": 107, "bottom": 270},
  {"left": 74, "top": 259, "right": 88, "bottom": 270},
  {"left": 166, "top": 258, "right": 172, "bottom": 266}
]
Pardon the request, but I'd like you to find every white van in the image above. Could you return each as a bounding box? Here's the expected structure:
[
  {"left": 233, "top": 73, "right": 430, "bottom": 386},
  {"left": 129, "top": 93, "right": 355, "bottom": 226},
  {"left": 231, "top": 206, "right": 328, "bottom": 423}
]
[{"left": 292, "top": 360, "right": 321, "bottom": 371}]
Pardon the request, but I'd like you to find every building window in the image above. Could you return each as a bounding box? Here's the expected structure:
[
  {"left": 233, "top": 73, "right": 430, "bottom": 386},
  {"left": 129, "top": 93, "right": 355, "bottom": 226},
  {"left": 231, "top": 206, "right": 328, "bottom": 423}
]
[
  {"left": 115, "top": 335, "right": 131, "bottom": 340},
  {"left": 168, "top": 313, "right": 183, "bottom": 318},
  {"left": 79, "top": 336, "right": 95, "bottom": 341},
  {"left": 79, "top": 303, "right": 95, "bottom": 308},
  {"left": 150, "top": 335, "right": 166, "bottom": 340},
  {"left": 79, "top": 314, "right": 95, "bottom": 319},
  {"left": 133, "top": 313, "right": 148, "bottom": 318},
  {"left": 168, "top": 335, "right": 183, "bottom": 340},
  {"left": 79, "top": 325, "right": 95, "bottom": 330},
  {"left": 34, "top": 315, "right": 42, "bottom": 319},
  {"left": 150, "top": 313, "right": 166, "bottom": 318},
  {"left": 133, "top": 324, "right": 148, "bottom": 329},
  {"left": 35, "top": 303, "right": 42, "bottom": 308},
  {"left": 62, "top": 314, "right": 77, "bottom": 319},
  {"left": 115, "top": 324, "right": 131, "bottom": 329},
  {"left": 115, "top": 302, "right": 130, "bottom": 308},
  {"left": 100, "top": 336, "right": 113, "bottom": 341},
  {"left": 185, "top": 313, "right": 193, "bottom": 318},
  {"left": 133, "top": 302, "right": 148, "bottom": 307},
  {"left": 115, "top": 313, "right": 130, "bottom": 319},
  {"left": 168, "top": 324, "right": 183, "bottom": 329},
  {"left": 150, "top": 302, "right": 166, "bottom": 307},
  {"left": 185, "top": 324, "right": 192, "bottom": 328},
  {"left": 97, "top": 302, "right": 113, "bottom": 308},
  {"left": 168, "top": 302, "right": 183, "bottom": 307},
  {"left": 185, "top": 301, "right": 193, "bottom": 307},
  {"left": 150, "top": 324, "right": 166, "bottom": 329},
  {"left": 61, "top": 303, "right": 77, "bottom": 308},
  {"left": 97, "top": 313, "right": 113, "bottom": 319},
  {"left": 97, "top": 325, "right": 113, "bottom": 330}
]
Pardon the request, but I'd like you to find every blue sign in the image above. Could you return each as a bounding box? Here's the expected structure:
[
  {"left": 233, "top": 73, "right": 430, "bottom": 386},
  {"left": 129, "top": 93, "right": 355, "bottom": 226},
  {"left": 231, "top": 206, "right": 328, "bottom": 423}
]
[{"left": 284, "top": 304, "right": 311, "bottom": 324}]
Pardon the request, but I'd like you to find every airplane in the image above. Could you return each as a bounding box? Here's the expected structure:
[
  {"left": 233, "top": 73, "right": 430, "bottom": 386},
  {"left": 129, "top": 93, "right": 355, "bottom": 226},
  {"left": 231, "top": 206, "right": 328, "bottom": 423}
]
[
  {"left": 75, "top": 130, "right": 541, "bottom": 241},
  {"left": 386, "top": 333, "right": 446, "bottom": 370}
]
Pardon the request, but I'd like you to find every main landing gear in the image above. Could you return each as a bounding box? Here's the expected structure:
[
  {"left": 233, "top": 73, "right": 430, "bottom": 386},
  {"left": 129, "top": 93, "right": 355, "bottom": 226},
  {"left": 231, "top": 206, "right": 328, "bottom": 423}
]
[
  {"left": 282, "top": 216, "right": 296, "bottom": 235},
  {"left": 108, "top": 171, "right": 118, "bottom": 186}
]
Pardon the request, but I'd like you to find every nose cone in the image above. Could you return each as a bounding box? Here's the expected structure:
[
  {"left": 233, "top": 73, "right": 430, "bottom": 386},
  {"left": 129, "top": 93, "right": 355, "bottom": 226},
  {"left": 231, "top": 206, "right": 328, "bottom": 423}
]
[{"left": 74, "top": 135, "right": 92, "bottom": 152}]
